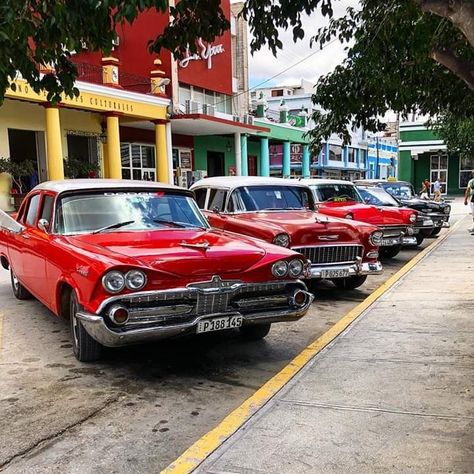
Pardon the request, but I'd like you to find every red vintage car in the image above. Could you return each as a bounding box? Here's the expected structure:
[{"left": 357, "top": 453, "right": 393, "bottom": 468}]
[
  {"left": 0, "top": 180, "right": 313, "bottom": 362},
  {"left": 190, "top": 177, "right": 383, "bottom": 291},
  {"left": 300, "top": 179, "right": 418, "bottom": 258}
]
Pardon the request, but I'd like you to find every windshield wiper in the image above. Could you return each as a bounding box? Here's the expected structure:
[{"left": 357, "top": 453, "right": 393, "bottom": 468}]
[
  {"left": 152, "top": 219, "right": 204, "bottom": 229},
  {"left": 93, "top": 220, "right": 135, "bottom": 234},
  {"left": 258, "top": 207, "right": 302, "bottom": 211}
]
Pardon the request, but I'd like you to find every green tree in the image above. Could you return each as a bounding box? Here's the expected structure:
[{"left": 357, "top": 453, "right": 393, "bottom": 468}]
[
  {"left": 0, "top": 0, "right": 228, "bottom": 103},
  {"left": 0, "top": 0, "right": 473, "bottom": 145},
  {"left": 430, "top": 114, "right": 474, "bottom": 158}
]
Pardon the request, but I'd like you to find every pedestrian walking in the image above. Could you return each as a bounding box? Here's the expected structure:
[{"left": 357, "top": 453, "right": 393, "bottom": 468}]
[
  {"left": 433, "top": 178, "right": 442, "bottom": 201},
  {"left": 424, "top": 178, "right": 431, "bottom": 198},
  {"left": 419, "top": 180, "right": 429, "bottom": 199},
  {"left": 464, "top": 171, "right": 474, "bottom": 234}
]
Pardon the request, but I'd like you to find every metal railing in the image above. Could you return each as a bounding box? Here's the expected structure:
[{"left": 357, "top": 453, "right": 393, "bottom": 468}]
[{"left": 74, "top": 62, "right": 151, "bottom": 94}]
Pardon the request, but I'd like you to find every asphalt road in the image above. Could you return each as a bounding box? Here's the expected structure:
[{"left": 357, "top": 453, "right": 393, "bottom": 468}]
[{"left": 0, "top": 204, "right": 465, "bottom": 473}]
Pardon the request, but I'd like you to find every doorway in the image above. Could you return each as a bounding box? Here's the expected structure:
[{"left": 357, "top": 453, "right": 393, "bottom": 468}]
[
  {"left": 207, "top": 151, "right": 225, "bottom": 177},
  {"left": 7, "top": 129, "right": 44, "bottom": 192},
  {"left": 430, "top": 154, "right": 448, "bottom": 194},
  {"left": 248, "top": 155, "right": 257, "bottom": 176}
]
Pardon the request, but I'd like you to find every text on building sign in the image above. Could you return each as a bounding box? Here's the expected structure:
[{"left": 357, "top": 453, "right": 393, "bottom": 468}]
[{"left": 179, "top": 39, "right": 225, "bottom": 70}]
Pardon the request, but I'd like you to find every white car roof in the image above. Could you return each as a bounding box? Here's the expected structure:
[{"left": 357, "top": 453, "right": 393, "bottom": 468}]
[
  {"left": 34, "top": 179, "right": 185, "bottom": 194},
  {"left": 191, "top": 176, "right": 310, "bottom": 190},
  {"left": 299, "top": 178, "right": 355, "bottom": 186}
]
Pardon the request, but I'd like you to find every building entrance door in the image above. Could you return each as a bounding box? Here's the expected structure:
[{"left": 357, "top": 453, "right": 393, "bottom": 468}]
[
  {"left": 248, "top": 155, "right": 257, "bottom": 176},
  {"left": 207, "top": 151, "right": 225, "bottom": 177},
  {"left": 430, "top": 154, "right": 448, "bottom": 195},
  {"left": 7, "top": 129, "right": 43, "bottom": 192}
]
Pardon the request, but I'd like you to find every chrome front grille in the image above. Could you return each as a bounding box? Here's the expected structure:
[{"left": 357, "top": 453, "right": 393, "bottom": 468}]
[
  {"left": 99, "top": 279, "right": 297, "bottom": 329},
  {"left": 292, "top": 245, "right": 363, "bottom": 265},
  {"left": 378, "top": 226, "right": 408, "bottom": 238}
]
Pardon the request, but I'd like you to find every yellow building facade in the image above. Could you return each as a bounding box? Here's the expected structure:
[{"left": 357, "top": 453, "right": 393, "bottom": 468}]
[{"left": 0, "top": 74, "right": 171, "bottom": 211}]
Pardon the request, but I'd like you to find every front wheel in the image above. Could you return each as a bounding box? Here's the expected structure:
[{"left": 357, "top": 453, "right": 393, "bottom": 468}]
[
  {"left": 70, "top": 291, "right": 102, "bottom": 362},
  {"left": 10, "top": 268, "right": 32, "bottom": 300},
  {"left": 415, "top": 234, "right": 424, "bottom": 246},
  {"left": 380, "top": 244, "right": 402, "bottom": 259},
  {"left": 240, "top": 323, "right": 271, "bottom": 341},
  {"left": 332, "top": 275, "right": 368, "bottom": 290}
]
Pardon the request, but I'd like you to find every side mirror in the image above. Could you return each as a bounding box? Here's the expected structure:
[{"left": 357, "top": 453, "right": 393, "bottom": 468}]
[
  {"left": 212, "top": 206, "right": 221, "bottom": 214},
  {"left": 38, "top": 218, "right": 50, "bottom": 233}
]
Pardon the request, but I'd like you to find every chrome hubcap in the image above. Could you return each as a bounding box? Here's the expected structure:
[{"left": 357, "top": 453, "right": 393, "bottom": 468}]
[{"left": 11, "top": 271, "right": 19, "bottom": 291}]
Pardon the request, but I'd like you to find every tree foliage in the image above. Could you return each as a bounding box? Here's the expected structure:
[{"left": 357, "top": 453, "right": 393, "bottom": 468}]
[
  {"left": 0, "top": 0, "right": 227, "bottom": 103},
  {"left": 430, "top": 114, "right": 474, "bottom": 158},
  {"left": 0, "top": 0, "right": 473, "bottom": 146}
]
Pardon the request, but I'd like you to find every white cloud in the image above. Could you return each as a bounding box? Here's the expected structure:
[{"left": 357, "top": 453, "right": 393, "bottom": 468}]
[{"left": 248, "top": 0, "right": 358, "bottom": 89}]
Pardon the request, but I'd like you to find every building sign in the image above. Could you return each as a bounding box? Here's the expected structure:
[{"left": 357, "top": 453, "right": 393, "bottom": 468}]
[
  {"left": 5, "top": 79, "right": 168, "bottom": 120},
  {"left": 179, "top": 39, "right": 225, "bottom": 70}
]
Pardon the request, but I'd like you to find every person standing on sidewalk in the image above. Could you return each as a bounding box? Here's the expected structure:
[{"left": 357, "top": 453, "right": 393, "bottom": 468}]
[
  {"left": 433, "top": 178, "right": 442, "bottom": 201},
  {"left": 464, "top": 171, "right": 474, "bottom": 233}
]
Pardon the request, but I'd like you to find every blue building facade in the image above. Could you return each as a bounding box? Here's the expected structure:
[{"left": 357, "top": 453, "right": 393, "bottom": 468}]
[{"left": 366, "top": 138, "right": 398, "bottom": 179}]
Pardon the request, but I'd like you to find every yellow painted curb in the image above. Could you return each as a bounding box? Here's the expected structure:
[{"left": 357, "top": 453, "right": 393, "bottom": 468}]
[{"left": 162, "top": 218, "right": 465, "bottom": 474}]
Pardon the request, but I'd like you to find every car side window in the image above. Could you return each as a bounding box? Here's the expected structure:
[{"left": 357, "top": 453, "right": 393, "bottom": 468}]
[
  {"left": 208, "top": 189, "right": 228, "bottom": 212},
  {"left": 40, "top": 195, "right": 55, "bottom": 223},
  {"left": 194, "top": 188, "right": 207, "bottom": 209},
  {"left": 25, "top": 194, "right": 41, "bottom": 227}
]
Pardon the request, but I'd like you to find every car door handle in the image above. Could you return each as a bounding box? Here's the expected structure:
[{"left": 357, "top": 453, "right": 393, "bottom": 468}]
[{"left": 21, "top": 234, "right": 30, "bottom": 239}]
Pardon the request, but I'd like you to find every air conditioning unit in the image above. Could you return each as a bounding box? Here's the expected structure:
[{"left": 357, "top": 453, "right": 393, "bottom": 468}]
[
  {"left": 233, "top": 115, "right": 242, "bottom": 123},
  {"left": 243, "top": 114, "right": 254, "bottom": 125},
  {"left": 202, "top": 104, "right": 216, "bottom": 116},
  {"left": 185, "top": 100, "right": 202, "bottom": 114}
]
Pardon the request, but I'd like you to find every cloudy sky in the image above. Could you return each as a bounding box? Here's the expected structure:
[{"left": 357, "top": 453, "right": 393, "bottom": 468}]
[{"left": 246, "top": 0, "right": 358, "bottom": 89}]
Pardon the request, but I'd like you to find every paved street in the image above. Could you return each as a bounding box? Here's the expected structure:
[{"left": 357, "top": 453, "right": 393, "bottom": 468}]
[
  {"left": 0, "top": 201, "right": 468, "bottom": 473},
  {"left": 194, "top": 205, "right": 473, "bottom": 474}
]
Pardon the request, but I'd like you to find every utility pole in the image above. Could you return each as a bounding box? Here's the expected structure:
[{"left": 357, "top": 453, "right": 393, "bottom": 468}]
[{"left": 375, "top": 136, "right": 380, "bottom": 179}]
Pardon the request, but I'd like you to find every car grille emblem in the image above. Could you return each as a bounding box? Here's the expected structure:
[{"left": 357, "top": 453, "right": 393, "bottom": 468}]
[{"left": 318, "top": 234, "right": 340, "bottom": 241}]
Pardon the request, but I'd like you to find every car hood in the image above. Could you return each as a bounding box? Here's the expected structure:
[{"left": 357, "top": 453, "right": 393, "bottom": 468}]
[
  {"left": 399, "top": 197, "right": 448, "bottom": 212},
  {"left": 235, "top": 210, "right": 360, "bottom": 245},
  {"left": 319, "top": 201, "right": 409, "bottom": 225},
  {"left": 67, "top": 229, "right": 267, "bottom": 277}
]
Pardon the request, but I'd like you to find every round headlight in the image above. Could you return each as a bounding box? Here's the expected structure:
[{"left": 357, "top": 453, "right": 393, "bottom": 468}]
[
  {"left": 125, "top": 270, "right": 147, "bottom": 290},
  {"left": 345, "top": 213, "right": 353, "bottom": 219},
  {"left": 273, "top": 233, "right": 290, "bottom": 247},
  {"left": 272, "top": 260, "right": 289, "bottom": 278},
  {"left": 369, "top": 230, "right": 383, "bottom": 246},
  {"left": 102, "top": 271, "right": 125, "bottom": 294},
  {"left": 409, "top": 213, "right": 417, "bottom": 223},
  {"left": 444, "top": 206, "right": 450, "bottom": 214},
  {"left": 288, "top": 259, "right": 304, "bottom": 278}
]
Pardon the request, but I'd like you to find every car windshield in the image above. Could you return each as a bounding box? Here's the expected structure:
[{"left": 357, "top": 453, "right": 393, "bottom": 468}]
[
  {"left": 229, "top": 185, "right": 313, "bottom": 212},
  {"left": 54, "top": 190, "right": 209, "bottom": 235},
  {"left": 357, "top": 187, "right": 400, "bottom": 206},
  {"left": 381, "top": 182, "right": 416, "bottom": 199},
  {"left": 310, "top": 183, "right": 363, "bottom": 203}
]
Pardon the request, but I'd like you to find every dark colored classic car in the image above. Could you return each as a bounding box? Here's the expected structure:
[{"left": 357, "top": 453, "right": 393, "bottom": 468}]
[
  {"left": 191, "top": 177, "right": 383, "bottom": 291},
  {"left": 0, "top": 180, "right": 313, "bottom": 362},
  {"left": 300, "top": 179, "right": 418, "bottom": 258},
  {"left": 356, "top": 185, "right": 435, "bottom": 246},
  {"left": 353, "top": 179, "right": 451, "bottom": 236}
]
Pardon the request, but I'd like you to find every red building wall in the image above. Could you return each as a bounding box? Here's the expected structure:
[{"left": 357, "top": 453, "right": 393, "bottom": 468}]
[{"left": 72, "top": 1, "right": 232, "bottom": 96}]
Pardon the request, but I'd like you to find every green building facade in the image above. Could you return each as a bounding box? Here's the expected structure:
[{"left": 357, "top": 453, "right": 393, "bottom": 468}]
[{"left": 399, "top": 122, "right": 468, "bottom": 195}]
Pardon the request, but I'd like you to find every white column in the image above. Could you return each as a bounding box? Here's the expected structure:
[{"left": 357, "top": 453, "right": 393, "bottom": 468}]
[
  {"left": 234, "top": 132, "right": 242, "bottom": 176},
  {"left": 166, "top": 121, "right": 173, "bottom": 184}
]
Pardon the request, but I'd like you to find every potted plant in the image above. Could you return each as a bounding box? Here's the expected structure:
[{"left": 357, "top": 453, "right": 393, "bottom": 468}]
[
  {"left": 64, "top": 157, "right": 100, "bottom": 178},
  {"left": 0, "top": 157, "right": 36, "bottom": 210}
]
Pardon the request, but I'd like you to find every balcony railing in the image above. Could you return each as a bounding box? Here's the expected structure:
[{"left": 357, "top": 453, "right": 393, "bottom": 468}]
[{"left": 74, "top": 62, "right": 152, "bottom": 94}]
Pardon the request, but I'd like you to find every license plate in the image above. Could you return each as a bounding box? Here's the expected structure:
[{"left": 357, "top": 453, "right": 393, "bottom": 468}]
[
  {"left": 321, "top": 268, "right": 350, "bottom": 278},
  {"left": 197, "top": 315, "right": 243, "bottom": 333},
  {"left": 381, "top": 238, "right": 399, "bottom": 246}
]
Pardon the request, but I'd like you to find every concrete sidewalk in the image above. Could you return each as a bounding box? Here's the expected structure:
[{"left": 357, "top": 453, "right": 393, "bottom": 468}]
[{"left": 195, "top": 216, "right": 474, "bottom": 473}]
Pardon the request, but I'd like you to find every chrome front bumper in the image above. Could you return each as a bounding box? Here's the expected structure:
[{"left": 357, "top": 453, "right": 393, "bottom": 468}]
[
  {"left": 76, "top": 280, "right": 314, "bottom": 347},
  {"left": 309, "top": 261, "right": 383, "bottom": 279}
]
